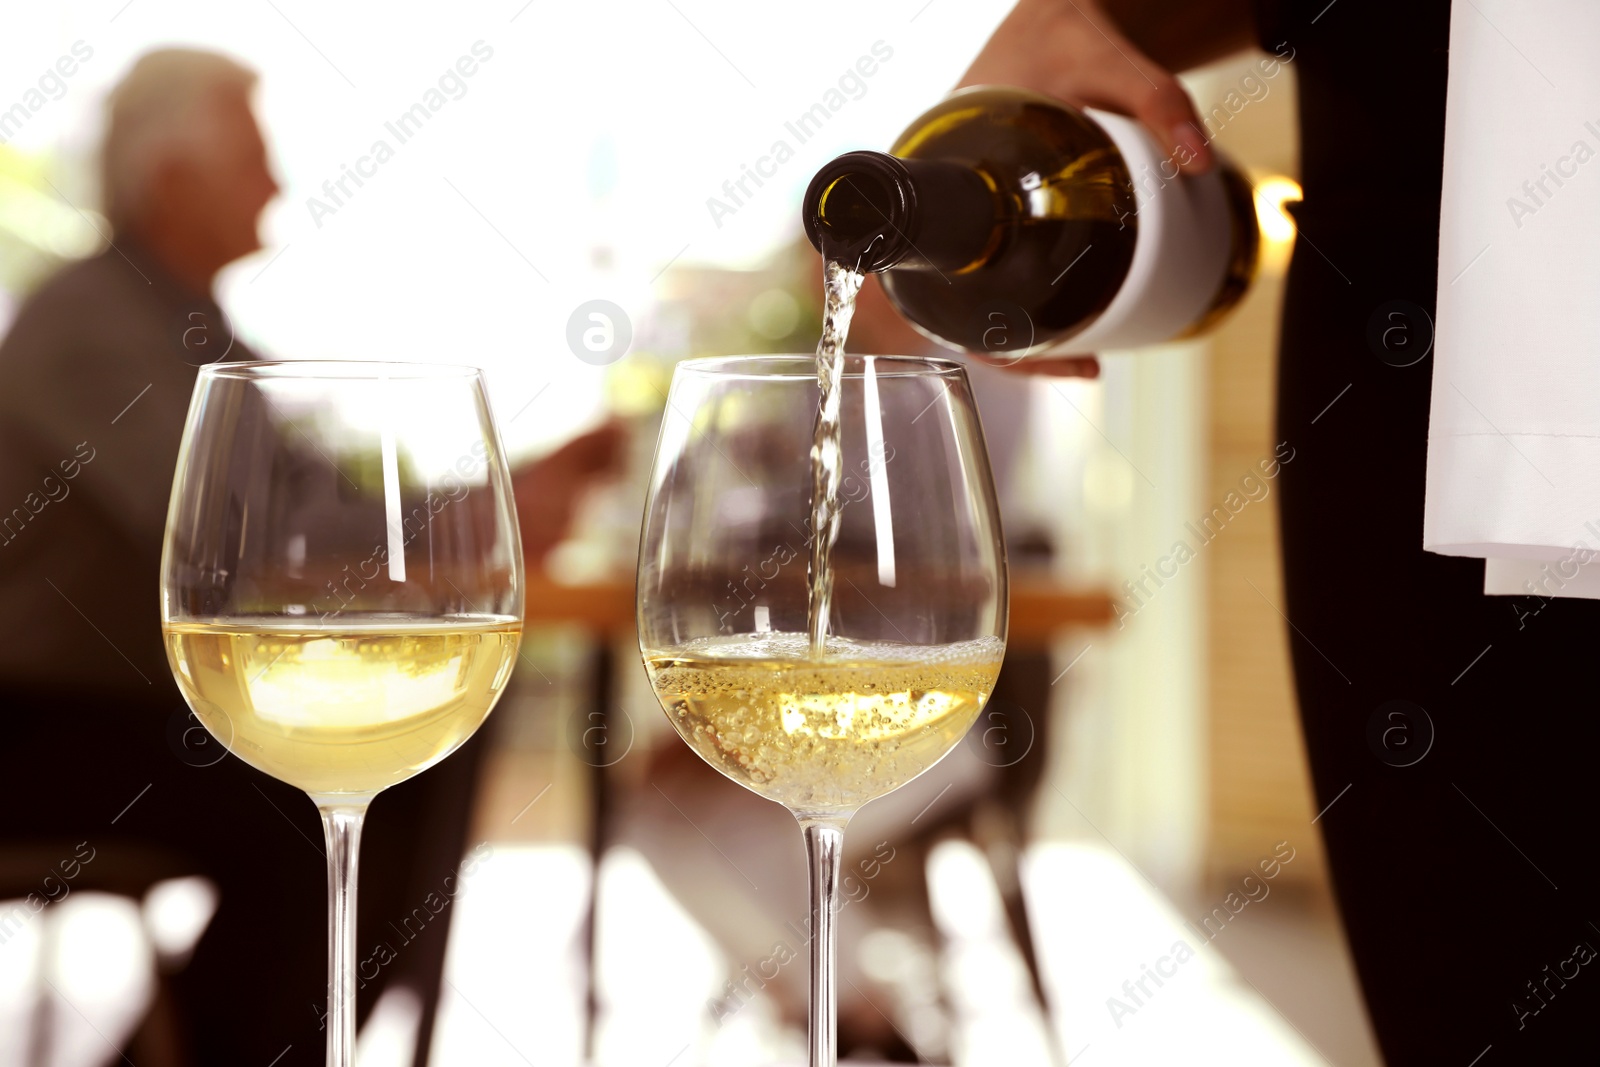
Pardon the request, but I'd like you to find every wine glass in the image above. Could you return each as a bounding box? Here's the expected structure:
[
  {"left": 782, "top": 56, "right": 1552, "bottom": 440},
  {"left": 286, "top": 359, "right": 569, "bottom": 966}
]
[
  {"left": 637, "top": 354, "right": 1007, "bottom": 1066},
  {"left": 160, "top": 361, "right": 524, "bottom": 1067}
]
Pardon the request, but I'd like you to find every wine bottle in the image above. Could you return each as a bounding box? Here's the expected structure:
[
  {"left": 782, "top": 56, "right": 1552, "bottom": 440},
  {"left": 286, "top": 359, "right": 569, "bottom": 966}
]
[{"left": 802, "top": 86, "right": 1259, "bottom": 357}]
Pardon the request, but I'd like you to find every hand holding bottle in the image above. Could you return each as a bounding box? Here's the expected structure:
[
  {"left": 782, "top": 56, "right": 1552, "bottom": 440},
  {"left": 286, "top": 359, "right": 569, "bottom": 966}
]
[
  {"left": 803, "top": 2, "right": 1260, "bottom": 376},
  {"left": 956, "top": 0, "right": 1222, "bottom": 376}
]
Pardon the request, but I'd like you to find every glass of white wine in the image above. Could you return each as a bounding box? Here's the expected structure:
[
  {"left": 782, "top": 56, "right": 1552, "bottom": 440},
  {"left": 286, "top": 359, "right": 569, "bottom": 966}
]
[
  {"left": 638, "top": 354, "right": 1007, "bottom": 1067},
  {"left": 160, "top": 361, "right": 523, "bottom": 1067}
]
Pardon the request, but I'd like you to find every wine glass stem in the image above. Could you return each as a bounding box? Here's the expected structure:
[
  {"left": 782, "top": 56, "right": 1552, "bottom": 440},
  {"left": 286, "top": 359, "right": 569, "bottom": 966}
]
[
  {"left": 320, "top": 803, "right": 368, "bottom": 1067},
  {"left": 801, "top": 816, "right": 849, "bottom": 1067}
]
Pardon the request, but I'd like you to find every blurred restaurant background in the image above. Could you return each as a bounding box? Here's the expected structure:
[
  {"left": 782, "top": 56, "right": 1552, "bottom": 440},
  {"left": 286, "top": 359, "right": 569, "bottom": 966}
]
[{"left": 1, "top": 1, "right": 1378, "bottom": 1064}]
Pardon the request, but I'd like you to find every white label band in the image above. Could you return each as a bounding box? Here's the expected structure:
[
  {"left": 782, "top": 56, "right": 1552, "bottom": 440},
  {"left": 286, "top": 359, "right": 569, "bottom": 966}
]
[{"left": 1043, "top": 109, "right": 1234, "bottom": 356}]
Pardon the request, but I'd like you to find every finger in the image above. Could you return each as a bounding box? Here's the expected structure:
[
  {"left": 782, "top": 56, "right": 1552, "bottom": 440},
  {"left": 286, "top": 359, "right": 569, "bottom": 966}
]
[
  {"left": 1064, "top": 56, "right": 1213, "bottom": 176},
  {"left": 1129, "top": 76, "right": 1214, "bottom": 175},
  {"left": 1022, "top": 355, "right": 1100, "bottom": 378}
]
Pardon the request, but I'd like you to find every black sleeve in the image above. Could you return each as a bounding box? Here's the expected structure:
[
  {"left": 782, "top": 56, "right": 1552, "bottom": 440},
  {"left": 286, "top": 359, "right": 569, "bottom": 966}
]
[{"left": 1252, "top": 0, "right": 1287, "bottom": 52}]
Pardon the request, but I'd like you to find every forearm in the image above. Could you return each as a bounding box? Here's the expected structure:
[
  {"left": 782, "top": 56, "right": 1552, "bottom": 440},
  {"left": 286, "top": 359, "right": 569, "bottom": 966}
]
[{"left": 1096, "top": 0, "right": 1259, "bottom": 72}]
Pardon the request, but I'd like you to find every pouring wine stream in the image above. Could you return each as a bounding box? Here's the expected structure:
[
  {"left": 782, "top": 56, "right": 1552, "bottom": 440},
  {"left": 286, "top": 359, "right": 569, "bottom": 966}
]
[{"left": 807, "top": 259, "right": 867, "bottom": 657}]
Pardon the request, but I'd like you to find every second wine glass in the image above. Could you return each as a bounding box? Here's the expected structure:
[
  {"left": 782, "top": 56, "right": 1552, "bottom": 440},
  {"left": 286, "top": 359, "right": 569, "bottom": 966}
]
[
  {"left": 637, "top": 354, "right": 1008, "bottom": 1067},
  {"left": 160, "top": 361, "right": 524, "bottom": 1067}
]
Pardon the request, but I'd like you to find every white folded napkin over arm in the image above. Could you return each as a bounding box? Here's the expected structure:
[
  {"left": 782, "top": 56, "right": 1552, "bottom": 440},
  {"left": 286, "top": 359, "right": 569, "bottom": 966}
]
[{"left": 1424, "top": 0, "right": 1600, "bottom": 598}]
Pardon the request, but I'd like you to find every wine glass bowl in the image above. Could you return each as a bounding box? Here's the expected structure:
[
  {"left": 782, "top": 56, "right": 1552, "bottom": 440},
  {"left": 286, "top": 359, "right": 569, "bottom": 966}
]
[
  {"left": 638, "top": 354, "right": 1007, "bottom": 815},
  {"left": 161, "top": 361, "right": 523, "bottom": 799}
]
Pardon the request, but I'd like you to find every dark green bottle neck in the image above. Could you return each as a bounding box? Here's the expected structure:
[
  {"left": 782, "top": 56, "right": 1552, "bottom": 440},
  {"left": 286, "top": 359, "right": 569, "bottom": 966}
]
[{"left": 802, "top": 151, "right": 998, "bottom": 274}]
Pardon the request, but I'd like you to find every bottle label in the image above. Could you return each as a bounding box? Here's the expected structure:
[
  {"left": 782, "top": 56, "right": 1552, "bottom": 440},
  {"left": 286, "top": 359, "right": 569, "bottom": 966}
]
[{"left": 1046, "top": 109, "right": 1235, "bottom": 355}]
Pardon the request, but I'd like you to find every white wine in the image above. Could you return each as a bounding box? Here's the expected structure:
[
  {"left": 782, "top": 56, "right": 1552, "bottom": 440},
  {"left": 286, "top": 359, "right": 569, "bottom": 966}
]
[
  {"left": 164, "top": 615, "right": 521, "bottom": 797},
  {"left": 644, "top": 633, "right": 1003, "bottom": 815}
]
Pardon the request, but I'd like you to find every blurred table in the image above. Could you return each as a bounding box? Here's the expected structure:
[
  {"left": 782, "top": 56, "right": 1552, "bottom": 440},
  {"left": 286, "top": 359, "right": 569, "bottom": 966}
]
[{"left": 524, "top": 573, "right": 1115, "bottom": 646}]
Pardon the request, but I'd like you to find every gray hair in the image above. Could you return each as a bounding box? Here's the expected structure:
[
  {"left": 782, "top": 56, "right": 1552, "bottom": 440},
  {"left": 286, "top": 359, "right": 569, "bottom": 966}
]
[{"left": 101, "top": 48, "right": 258, "bottom": 231}]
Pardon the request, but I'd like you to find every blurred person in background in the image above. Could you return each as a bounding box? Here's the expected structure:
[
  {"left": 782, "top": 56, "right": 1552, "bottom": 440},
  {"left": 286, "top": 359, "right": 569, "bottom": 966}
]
[
  {"left": 960, "top": 0, "right": 1600, "bottom": 1063},
  {"left": 0, "top": 49, "right": 617, "bottom": 1064}
]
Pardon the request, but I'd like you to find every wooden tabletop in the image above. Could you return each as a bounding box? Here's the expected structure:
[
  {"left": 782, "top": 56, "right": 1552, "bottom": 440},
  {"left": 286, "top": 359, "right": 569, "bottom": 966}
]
[{"left": 524, "top": 574, "right": 1114, "bottom": 646}]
